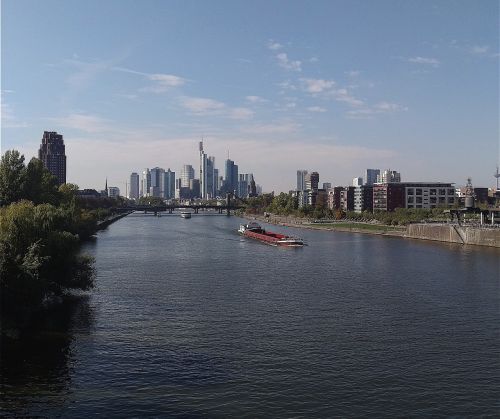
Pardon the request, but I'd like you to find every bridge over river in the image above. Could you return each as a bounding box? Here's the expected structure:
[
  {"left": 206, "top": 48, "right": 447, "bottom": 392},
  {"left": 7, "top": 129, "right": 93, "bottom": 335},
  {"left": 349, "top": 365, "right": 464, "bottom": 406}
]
[{"left": 115, "top": 203, "right": 245, "bottom": 216}]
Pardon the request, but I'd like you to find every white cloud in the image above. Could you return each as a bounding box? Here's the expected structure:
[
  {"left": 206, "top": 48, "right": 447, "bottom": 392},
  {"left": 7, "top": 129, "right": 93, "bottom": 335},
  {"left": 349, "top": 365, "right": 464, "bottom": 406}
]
[
  {"left": 468, "top": 45, "right": 490, "bottom": 55},
  {"left": 307, "top": 106, "right": 327, "bottom": 113},
  {"left": 346, "top": 101, "right": 408, "bottom": 119},
  {"left": 1, "top": 102, "right": 28, "bottom": 128},
  {"left": 276, "top": 53, "right": 302, "bottom": 72},
  {"left": 49, "top": 113, "right": 111, "bottom": 133},
  {"left": 277, "top": 80, "right": 297, "bottom": 91},
  {"left": 180, "top": 97, "right": 226, "bottom": 114},
  {"left": 345, "top": 70, "right": 361, "bottom": 78},
  {"left": 230, "top": 107, "right": 254, "bottom": 120},
  {"left": 374, "top": 101, "right": 408, "bottom": 112},
  {"left": 114, "top": 66, "right": 187, "bottom": 93},
  {"left": 245, "top": 95, "right": 267, "bottom": 103},
  {"left": 330, "top": 88, "right": 364, "bottom": 107},
  {"left": 309, "top": 56, "right": 319, "bottom": 63},
  {"left": 267, "top": 40, "right": 283, "bottom": 50},
  {"left": 241, "top": 121, "right": 301, "bottom": 135},
  {"left": 180, "top": 97, "right": 254, "bottom": 120},
  {"left": 408, "top": 56, "right": 440, "bottom": 67},
  {"left": 300, "top": 78, "right": 335, "bottom": 93}
]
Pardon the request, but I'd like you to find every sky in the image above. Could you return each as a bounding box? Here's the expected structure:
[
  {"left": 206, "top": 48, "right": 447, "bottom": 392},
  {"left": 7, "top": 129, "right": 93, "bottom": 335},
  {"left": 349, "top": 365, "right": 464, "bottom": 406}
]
[{"left": 1, "top": 0, "right": 499, "bottom": 193}]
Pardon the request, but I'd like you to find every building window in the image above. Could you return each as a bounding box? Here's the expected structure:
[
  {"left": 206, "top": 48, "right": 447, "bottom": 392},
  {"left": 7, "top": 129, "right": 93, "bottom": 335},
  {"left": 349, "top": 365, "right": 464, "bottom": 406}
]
[
  {"left": 430, "top": 189, "right": 437, "bottom": 196},
  {"left": 407, "top": 196, "right": 414, "bottom": 203},
  {"left": 439, "top": 189, "right": 446, "bottom": 195},
  {"left": 416, "top": 188, "right": 422, "bottom": 195},
  {"left": 416, "top": 197, "right": 422, "bottom": 203}
]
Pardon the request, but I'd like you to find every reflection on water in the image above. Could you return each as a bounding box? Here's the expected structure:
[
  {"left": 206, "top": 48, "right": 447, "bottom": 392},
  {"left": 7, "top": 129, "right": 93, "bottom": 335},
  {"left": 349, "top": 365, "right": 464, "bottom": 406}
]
[
  {"left": 1, "top": 214, "right": 499, "bottom": 417},
  {"left": 1, "top": 295, "right": 94, "bottom": 416}
]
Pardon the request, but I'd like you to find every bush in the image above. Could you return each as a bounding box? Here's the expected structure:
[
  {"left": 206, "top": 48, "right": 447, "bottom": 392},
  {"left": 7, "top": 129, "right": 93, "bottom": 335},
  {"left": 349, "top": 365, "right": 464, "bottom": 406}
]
[{"left": 0, "top": 201, "right": 95, "bottom": 318}]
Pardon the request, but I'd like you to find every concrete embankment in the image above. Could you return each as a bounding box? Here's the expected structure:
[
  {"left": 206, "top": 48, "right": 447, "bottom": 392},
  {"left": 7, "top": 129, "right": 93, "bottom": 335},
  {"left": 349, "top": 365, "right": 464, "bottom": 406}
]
[
  {"left": 245, "top": 214, "right": 500, "bottom": 248},
  {"left": 405, "top": 224, "right": 500, "bottom": 248},
  {"left": 96, "top": 211, "right": 132, "bottom": 230}
]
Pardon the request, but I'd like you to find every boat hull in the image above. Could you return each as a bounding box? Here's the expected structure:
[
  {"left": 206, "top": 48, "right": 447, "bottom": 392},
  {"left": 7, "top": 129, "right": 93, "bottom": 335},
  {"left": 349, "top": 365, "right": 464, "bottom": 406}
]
[{"left": 241, "top": 229, "right": 304, "bottom": 247}]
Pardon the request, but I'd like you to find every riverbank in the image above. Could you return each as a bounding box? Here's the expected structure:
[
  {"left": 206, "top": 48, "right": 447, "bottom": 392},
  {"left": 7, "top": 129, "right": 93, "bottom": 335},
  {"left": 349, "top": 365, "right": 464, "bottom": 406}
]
[
  {"left": 246, "top": 214, "right": 406, "bottom": 237},
  {"left": 96, "top": 211, "right": 133, "bottom": 230},
  {"left": 245, "top": 214, "right": 500, "bottom": 247}
]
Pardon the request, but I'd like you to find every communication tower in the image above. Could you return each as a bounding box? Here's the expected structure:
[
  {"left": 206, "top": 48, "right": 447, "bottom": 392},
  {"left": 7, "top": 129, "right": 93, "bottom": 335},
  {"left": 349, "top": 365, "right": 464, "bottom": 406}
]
[{"left": 494, "top": 166, "right": 500, "bottom": 191}]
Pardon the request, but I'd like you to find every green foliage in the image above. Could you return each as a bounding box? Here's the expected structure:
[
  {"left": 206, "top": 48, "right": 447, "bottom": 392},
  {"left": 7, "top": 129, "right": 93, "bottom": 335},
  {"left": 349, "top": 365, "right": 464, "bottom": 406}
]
[
  {"left": 0, "top": 201, "right": 95, "bottom": 317},
  {"left": 0, "top": 150, "right": 103, "bottom": 324},
  {"left": 0, "top": 150, "right": 26, "bottom": 206},
  {"left": 136, "top": 196, "right": 165, "bottom": 206},
  {"left": 267, "top": 192, "right": 297, "bottom": 215},
  {"left": 24, "top": 158, "right": 60, "bottom": 205}
]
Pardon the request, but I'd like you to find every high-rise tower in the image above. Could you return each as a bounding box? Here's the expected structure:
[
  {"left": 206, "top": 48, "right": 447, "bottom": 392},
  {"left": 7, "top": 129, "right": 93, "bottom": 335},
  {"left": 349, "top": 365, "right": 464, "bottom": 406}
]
[{"left": 38, "top": 131, "right": 66, "bottom": 185}]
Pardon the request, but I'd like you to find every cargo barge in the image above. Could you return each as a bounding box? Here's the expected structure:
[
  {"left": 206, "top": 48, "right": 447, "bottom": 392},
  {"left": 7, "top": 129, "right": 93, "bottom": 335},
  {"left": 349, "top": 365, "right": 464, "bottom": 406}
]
[{"left": 238, "top": 222, "right": 305, "bottom": 247}]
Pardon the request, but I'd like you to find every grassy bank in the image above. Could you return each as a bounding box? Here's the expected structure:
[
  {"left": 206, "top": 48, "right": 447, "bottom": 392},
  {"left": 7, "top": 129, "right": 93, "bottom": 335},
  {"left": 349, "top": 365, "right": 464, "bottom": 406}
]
[{"left": 306, "top": 222, "right": 406, "bottom": 234}]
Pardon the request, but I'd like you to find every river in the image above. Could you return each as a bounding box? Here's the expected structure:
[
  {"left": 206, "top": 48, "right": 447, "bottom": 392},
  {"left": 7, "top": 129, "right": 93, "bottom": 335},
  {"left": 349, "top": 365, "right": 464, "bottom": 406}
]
[{"left": 2, "top": 213, "right": 499, "bottom": 417}]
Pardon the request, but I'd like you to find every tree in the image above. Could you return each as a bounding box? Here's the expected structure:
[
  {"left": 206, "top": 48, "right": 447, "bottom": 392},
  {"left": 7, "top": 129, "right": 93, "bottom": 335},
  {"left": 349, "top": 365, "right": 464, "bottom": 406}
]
[
  {"left": 0, "top": 150, "right": 26, "bottom": 206},
  {"left": 24, "top": 158, "right": 60, "bottom": 205},
  {"left": 0, "top": 200, "right": 95, "bottom": 318}
]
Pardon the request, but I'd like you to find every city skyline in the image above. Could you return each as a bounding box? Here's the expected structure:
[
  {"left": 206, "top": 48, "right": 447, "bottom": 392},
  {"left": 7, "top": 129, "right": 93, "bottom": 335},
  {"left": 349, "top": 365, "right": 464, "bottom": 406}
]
[{"left": 1, "top": 0, "right": 499, "bottom": 192}]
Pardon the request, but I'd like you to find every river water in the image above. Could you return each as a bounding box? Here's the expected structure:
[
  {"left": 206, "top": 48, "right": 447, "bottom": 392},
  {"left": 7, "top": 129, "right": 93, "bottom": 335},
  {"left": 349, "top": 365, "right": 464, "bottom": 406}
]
[{"left": 2, "top": 214, "right": 499, "bottom": 417}]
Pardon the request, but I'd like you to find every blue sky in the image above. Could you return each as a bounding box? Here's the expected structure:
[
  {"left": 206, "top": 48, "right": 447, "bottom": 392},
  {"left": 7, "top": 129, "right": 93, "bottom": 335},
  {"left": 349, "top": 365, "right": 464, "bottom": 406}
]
[{"left": 1, "top": 0, "right": 498, "bottom": 192}]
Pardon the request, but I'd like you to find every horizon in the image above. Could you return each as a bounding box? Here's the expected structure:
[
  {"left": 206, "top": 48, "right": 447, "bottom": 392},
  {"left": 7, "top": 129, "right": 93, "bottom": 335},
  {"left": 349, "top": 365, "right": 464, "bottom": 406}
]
[{"left": 1, "top": 0, "right": 499, "bottom": 193}]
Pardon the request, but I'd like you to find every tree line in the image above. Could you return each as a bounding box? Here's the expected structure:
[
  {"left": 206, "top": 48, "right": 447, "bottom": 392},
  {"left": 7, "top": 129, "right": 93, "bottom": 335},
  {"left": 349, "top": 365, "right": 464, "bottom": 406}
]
[
  {"left": 0, "top": 150, "right": 117, "bottom": 329},
  {"left": 243, "top": 192, "right": 450, "bottom": 225}
]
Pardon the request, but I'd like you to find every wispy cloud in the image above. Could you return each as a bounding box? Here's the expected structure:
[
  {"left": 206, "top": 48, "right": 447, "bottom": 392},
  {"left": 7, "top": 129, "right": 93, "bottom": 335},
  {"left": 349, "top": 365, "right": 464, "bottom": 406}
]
[
  {"left": 345, "top": 70, "right": 361, "bottom": 78},
  {"left": 245, "top": 95, "right": 267, "bottom": 103},
  {"left": 267, "top": 40, "right": 283, "bottom": 51},
  {"left": 330, "top": 88, "right": 364, "bottom": 107},
  {"left": 277, "top": 80, "right": 297, "bottom": 91},
  {"left": 407, "top": 56, "right": 441, "bottom": 67},
  {"left": 49, "top": 113, "right": 112, "bottom": 133},
  {"left": 180, "top": 96, "right": 254, "bottom": 120},
  {"left": 1, "top": 101, "right": 28, "bottom": 128},
  {"left": 114, "top": 66, "right": 187, "bottom": 93},
  {"left": 230, "top": 107, "right": 255, "bottom": 119},
  {"left": 300, "top": 78, "right": 335, "bottom": 93},
  {"left": 307, "top": 106, "right": 327, "bottom": 113},
  {"left": 180, "top": 97, "right": 225, "bottom": 114},
  {"left": 62, "top": 58, "right": 114, "bottom": 91},
  {"left": 346, "top": 101, "right": 408, "bottom": 119},
  {"left": 299, "top": 78, "right": 363, "bottom": 107},
  {"left": 276, "top": 52, "right": 302, "bottom": 72},
  {"left": 241, "top": 120, "right": 300, "bottom": 135}
]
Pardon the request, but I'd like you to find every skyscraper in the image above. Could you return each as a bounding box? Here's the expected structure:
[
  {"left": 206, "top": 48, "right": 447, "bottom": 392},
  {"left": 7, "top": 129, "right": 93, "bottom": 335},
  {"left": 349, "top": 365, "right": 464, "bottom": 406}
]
[
  {"left": 199, "top": 141, "right": 217, "bottom": 199},
  {"left": 305, "top": 172, "right": 319, "bottom": 191},
  {"left": 38, "top": 131, "right": 66, "bottom": 185},
  {"left": 150, "top": 167, "right": 165, "bottom": 197},
  {"left": 352, "top": 177, "right": 363, "bottom": 187},
  {"left": 377, "top": 169, "right": 401, "bottom": 183},
  {"left": 164, "top": 169, "right": 175, "bottom": 199},
  {"left": 297, "top": 170, "right": 308, "bottom": 191},
  {"left": 181, "top": 164, "right": 195, "bottom": 188},
  {"left": 141, "top": 169, "right": 151, "bottom": 197},
  {"left": 365, "top": 169, "right": 380, "bottom": 186},
  {"left": 224, "top": 159, "right": 238, "bottom": 195},
  {"left": 129, "top": 172, "right": 139, "bottom": 199}
]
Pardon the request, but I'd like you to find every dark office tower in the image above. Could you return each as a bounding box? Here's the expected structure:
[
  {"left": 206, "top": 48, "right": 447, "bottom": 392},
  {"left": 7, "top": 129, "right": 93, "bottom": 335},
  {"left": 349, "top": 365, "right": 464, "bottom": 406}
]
[
  {"left": 224, "top": 159, "right": 238, "bottom": 195},
  {"left": 38, "top": 131, "right": 66, "bottom": 185}
]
